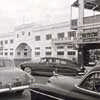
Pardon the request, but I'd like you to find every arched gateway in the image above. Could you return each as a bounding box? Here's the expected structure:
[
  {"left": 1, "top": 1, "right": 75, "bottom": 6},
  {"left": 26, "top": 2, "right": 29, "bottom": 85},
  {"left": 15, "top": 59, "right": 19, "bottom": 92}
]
[{"left": 14, "top": 43, "right": 32, "bottom": 65}]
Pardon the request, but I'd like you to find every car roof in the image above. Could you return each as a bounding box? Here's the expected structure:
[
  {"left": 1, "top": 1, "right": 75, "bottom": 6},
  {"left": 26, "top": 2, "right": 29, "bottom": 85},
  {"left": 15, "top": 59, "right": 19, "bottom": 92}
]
[
  {"left": 41, "top": 57, "right": 78, "bottom": 63},
  {"left": 41, "top": 57, "right": 71, "bottom": 61}
]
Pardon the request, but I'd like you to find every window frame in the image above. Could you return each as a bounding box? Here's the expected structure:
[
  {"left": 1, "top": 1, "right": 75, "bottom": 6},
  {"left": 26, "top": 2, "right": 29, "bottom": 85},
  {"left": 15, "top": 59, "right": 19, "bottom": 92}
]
[
  {"left": 76, "top": 71, "right": 100, "bottom": 95},
  {"left": 46, "top": 34, "right": 52, "bottom": 40},
  {"left": 57, "top": 51, "right": 64, "bottom": 56},
  {"left": 57, "top": 32, "right": 64, "bottom": 39},
  {"left": 5, "top": 40, "right": 8, "bottom": 44},
  {"left": 10, "top": 39, "right": 14, "bottom": 44},
  {"left": 35, "top": 35, "right": 40, "bottom": 41}
]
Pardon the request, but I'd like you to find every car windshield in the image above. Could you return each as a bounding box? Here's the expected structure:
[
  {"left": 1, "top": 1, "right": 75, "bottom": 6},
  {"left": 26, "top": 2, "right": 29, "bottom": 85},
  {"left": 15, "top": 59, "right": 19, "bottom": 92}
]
[{"left": 0, "top": 59, "right": 15, "bottom": 67}]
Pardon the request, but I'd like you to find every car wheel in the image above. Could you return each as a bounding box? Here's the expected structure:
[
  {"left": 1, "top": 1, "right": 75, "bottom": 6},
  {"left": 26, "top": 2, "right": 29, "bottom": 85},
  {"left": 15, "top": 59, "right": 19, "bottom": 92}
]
[
  {"left": 15, "top": 90, "right": 24, "bottom": 95},
  {"left": 24, "top": 67, "right": 32, "bottom": 74}
]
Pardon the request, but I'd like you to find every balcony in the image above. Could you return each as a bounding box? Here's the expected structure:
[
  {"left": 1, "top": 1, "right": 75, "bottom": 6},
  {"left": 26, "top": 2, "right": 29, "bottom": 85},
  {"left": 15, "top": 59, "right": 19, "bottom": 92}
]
[
  {"left": 77, "top": 32, "right": 100, "bottom": 44},
  {"left": 52, "top": 37, "right": 77, "bottom": 45}
]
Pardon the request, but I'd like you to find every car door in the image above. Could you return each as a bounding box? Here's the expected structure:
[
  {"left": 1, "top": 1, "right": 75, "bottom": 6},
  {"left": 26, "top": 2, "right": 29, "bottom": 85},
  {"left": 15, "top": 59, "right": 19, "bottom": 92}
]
[
  {"left": 73, "top": 72, "right": 100, "bottom": 100},
  {"left": 55, "top": 59, "right": 77, "bottom": 76},
  {"left": 36, "top": 58, "right": 54, "bottom": 76}
]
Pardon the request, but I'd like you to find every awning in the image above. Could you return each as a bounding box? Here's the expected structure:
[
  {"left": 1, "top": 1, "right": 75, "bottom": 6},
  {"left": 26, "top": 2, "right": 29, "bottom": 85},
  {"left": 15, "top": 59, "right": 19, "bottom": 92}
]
[{"left": 72, "top": 0, "right": 100, "bottom": 11}]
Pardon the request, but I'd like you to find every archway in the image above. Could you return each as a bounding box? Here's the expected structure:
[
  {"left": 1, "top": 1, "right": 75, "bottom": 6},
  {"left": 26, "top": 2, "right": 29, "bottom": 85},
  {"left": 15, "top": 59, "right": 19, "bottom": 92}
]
[{"left": 15, "top": 43, "right": 32, "bottom": 65}]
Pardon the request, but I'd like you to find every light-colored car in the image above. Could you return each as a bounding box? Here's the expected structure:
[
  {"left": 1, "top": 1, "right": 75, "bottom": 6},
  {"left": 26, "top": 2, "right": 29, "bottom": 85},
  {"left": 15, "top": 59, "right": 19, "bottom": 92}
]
[{"left": 0, "top": 58, "right": 35, "bottom": 94}]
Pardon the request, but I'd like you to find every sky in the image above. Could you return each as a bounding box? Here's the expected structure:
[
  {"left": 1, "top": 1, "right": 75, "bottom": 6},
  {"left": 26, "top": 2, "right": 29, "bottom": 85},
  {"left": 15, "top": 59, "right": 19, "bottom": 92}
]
[{"left": 0, "top": 0, "right": 99, "bottom": 36}]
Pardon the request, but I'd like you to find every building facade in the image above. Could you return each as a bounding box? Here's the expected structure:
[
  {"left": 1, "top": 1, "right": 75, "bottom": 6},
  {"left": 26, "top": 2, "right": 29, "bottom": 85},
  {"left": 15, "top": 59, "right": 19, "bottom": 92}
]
[
  {"left": 0, "top": 22, "right": 78, "bottom": 62},
  {"left": 72, "top": 0, "right": 100, "bottom": 66}
]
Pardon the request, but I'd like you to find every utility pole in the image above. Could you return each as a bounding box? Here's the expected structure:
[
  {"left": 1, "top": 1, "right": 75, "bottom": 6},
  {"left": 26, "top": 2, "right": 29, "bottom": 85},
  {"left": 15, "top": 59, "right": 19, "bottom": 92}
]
[{"left": 78, "top": 0, "right": 85, "bottom": 69}]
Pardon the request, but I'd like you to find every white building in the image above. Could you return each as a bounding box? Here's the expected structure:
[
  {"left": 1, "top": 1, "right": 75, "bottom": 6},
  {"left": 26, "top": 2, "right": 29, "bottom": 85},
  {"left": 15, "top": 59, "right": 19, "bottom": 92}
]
[{"left": 0, "top": 22, "right": 78, "bottom": 62}]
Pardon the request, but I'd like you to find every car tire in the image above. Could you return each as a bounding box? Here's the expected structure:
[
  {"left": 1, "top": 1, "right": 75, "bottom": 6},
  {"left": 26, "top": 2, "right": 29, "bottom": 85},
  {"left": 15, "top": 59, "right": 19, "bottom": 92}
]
[
  {"left": 24, "top": 67, "right": 32, "bottom": 74},
  {"left": 15, "top": 90, "right": 24, "bottom": 95}
]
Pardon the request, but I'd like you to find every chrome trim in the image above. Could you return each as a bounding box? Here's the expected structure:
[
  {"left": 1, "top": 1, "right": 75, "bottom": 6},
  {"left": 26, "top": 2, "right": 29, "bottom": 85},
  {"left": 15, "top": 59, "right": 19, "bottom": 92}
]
[
  {"left": 0, "top": 88, "right": 9, "bottom": 93},
  {"left": 0, "top": 85, "right": 29, "bottom": 93},
  {"left": 30, "top": 89, "right": 64, "bottom": 100},
  {"left": 11, "top": 85, "right": 29, "bottom": 91},
  {"left": 75, "top": 84, "right": 100, "bottom": 96}
]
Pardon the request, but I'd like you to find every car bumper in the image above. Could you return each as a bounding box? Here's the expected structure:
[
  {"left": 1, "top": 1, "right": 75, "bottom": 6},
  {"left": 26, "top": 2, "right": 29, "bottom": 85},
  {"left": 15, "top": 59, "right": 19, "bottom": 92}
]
[{"left": 0, "top": 85, "right": 30, "bottom": 93}]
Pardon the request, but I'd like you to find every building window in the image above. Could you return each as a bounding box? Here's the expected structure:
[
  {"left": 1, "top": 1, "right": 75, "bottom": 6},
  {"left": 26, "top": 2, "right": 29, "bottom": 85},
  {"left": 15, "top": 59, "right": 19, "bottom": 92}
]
[
  {"left": 4, "top": 49, "right": 8, "bottom": 51},
  {"left": 22, "top": 31, "right": 25, "bottom": 35},
  {"left": 67, "top": 51, "right": 76, "bottom": 55},
  {"left": 10, "top": 52, "right": 13, "bottom": 56},
  {"left": 5, "top": 52, "right": 8, "bottom": 56},
  {"left": 67, "top": 45, "right": 73, "bottom": 48},
  {"left": 57, "top": 32, "right": 64, "bottom": 39},
  {"left": 35, "top": 47, "right": 40, "bottom": 50},
  {"left": 28, "top": 32, "right": 31, "bottom": 36},
  {"left": 17, "top": 52, "right": 21, "bottom": 56},
  {"left": 24, "top": 52, "right": 27, "bottom": 56},
  {"left": 0, "top": 49, "right": 2, "bottom": 51},
  {"left": 0, "top": 41, "right": 3, "bottom": 45},
  {"left": 57, "top": 51, "right": 64, "bottom": 55},
  {"left": 46, "top": 34, "right": 52, "bottom": 40},
  {"left": 10, "top": 48, "right": 13, "bottom": 50},
  {"left": 45, "top": 47, "right": 51, "bottom": 49},
  {"left": 0, "top": 52, "right": 3, "bottom": 55},
  {"left": 10, "top": 39, "right": 14, "bottom": 44},
  {"left": 68, "top": 31, "right": 76, "bottom": 39},
  {"left": 5, "top": 40, "right": 8, "bottom": 44},
  {"left": 24, "top": 49, "right": 27, "bottom": 51},
  {"left": 57, "top": 46, "right": 64, "bottom": 49},
  {"left": 17, "top": 34, "right": 19, "bottom": 38},
  {"left": 45, "top": 52, "right": 52, "bottom": 56},
  {"left": 35, "top": 36, "right": 40, "bottom": 41},
  {"left": 35, "top": 52, "right": 40, "bottom": 56}
]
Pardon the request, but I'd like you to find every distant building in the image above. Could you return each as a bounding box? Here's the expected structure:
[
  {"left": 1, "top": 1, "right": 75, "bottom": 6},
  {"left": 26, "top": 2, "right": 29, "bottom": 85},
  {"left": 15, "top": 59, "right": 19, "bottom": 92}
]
[
  {"left": 0, "top": 22, "right": 78, "bottom": 62},
  {"left": 72, "top": 0, "right": 100, "bottom": 66}
]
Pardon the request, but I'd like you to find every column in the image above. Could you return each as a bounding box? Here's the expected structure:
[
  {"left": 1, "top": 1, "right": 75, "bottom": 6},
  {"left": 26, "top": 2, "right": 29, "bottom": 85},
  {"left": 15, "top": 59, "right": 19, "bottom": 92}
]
[{"left": 78, "top": 0, "right": 84, "bottom": 32}]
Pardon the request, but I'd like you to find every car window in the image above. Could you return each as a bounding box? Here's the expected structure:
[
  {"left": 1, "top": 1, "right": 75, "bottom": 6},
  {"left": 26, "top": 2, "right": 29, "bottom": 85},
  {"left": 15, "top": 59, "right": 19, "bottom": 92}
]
[
  {"left": 41, "top": 59, "right": 46, "bottom": 63},
  {"left": 49, "top": 59, "right": 53, "bottom": 63},
  {"left": 60, "top": 60, "right": 66, "bottom": 64},
  {"left": 56, "top": 59, "right": 60, "bottom": 64},
  {"left": 80, "top": 72, "right": 100, "bottom": 92}
]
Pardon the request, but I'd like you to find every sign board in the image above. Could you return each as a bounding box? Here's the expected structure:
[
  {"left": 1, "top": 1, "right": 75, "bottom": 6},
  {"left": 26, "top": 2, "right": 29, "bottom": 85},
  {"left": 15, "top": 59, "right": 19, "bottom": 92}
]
[{"left": 82, "top": 32, "right": 100, "bottom": 42}]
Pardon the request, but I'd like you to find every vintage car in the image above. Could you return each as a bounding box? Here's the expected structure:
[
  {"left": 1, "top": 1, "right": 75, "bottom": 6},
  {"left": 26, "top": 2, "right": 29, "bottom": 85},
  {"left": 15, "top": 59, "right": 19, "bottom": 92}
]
[
  {"left": 0, "top": 58, "right": 35, "bottom": 94},
  {"left": 19, "top": 57, "right": 82, "bottom": 76},
  {"left": 30, "top": 66, "right": 100, "bottom": 100}
]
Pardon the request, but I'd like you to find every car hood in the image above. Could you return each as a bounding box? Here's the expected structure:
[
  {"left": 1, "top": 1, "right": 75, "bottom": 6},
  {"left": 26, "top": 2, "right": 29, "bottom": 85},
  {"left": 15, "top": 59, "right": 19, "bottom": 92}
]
[
  {"left": 47, "top": 75, "right": 81, "bottom": 91},
  {"left": 31, "top": 75, "right": 82, "bottom": 97}
]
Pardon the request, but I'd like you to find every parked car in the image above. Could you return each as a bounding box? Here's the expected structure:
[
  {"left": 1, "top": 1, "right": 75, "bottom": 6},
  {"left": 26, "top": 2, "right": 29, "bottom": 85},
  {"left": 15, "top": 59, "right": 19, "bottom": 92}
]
[
  {"left": 30, "top": 66, "right": 100, "bottom": 100},
  {"left": 0, "top": 57, "right": 35, "bottom": 94},
  {"left": 19, "top": 57, "right": 82, "bottom": 76}
]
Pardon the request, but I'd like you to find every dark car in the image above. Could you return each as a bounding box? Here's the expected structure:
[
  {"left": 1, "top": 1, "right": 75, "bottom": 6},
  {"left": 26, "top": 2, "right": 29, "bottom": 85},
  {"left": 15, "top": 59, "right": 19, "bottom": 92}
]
[
  {"left": 0, "top": 57, "right": 35, "bottom": 94},
  {"left": 19, "top": 57, "right": 82, "bottom": 76},
  {"left": 30, "top": 66, "right": 100, "bottom": 100}
]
